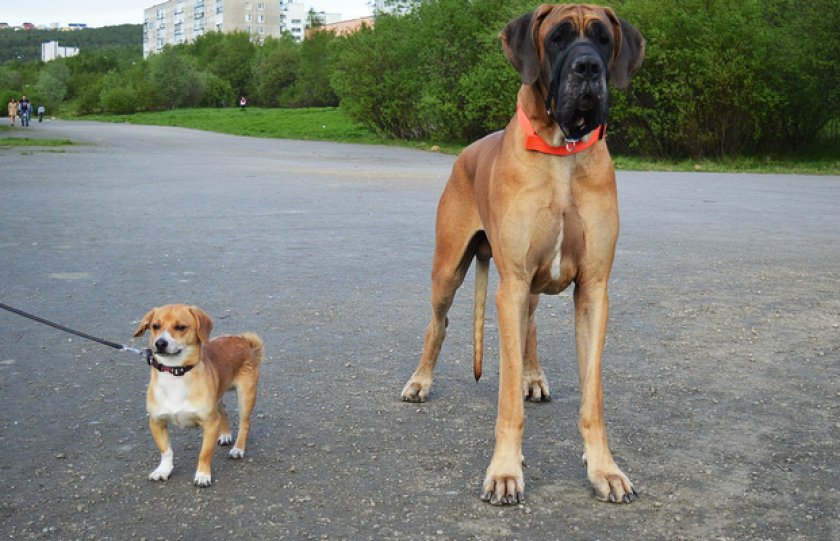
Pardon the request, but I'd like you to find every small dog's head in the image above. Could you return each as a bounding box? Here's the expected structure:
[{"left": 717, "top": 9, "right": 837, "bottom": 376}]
[
  {"left": 134, "top": 304, "right": 213, "bottom": 362},
  {"left": 501, "top": 4, "right": 645, "bottom": 139}
]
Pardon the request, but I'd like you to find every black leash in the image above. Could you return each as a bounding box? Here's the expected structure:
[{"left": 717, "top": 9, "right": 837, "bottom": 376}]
[{"left": 0, "top": 302, "right": 152, "bottom": 362}]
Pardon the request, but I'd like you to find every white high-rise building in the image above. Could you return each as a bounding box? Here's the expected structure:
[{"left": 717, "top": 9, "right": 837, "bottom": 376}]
[
  {"left": 41, "top": 41, "right": 79, "bottom": 62},
  {"left": 143, "top": 0, "right": 282, "bottom": 57},
  {"left": 279, "top": 0, "right": 307, "bottom": 42}
]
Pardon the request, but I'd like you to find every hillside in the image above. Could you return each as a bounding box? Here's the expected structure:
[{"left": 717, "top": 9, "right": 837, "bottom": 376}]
[{"left": 0, "top": 24, "right": 142, "bottom": 63}]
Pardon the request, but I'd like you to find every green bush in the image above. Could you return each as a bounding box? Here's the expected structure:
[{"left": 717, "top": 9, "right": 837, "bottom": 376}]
[
  {"left": 332, "top": 0, "right": 838, "bottom": 156},
  {"left": 100, "top": 86, "right": 137, "bottom": 114},
  {"left": 602, "top": 0, "right": 840, "bottom": 157},
  {"left": 332, "top": 0, "right": 525, "bottom": 141}
]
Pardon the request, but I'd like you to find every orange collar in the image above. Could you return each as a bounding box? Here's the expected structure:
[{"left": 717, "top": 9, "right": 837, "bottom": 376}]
[{"left": 517, "top": 106, "right": 605, "bottom": 156}]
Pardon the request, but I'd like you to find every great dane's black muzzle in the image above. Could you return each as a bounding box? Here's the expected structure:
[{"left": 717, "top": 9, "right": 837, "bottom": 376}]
[{"left": 545, "top": 41, "right": 610, "bottom": 140}]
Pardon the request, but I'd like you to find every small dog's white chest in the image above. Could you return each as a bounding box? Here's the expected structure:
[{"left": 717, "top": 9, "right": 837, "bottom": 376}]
[{"left": 148, "top": 377, "right": 200, "bottom": 427}]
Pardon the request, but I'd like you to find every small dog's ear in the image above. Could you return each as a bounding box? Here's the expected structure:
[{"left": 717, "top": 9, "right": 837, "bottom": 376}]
[
  {"left": 189, "top": 306, "right": 213, "bottom": 343},
  {"left": 134, "top": 309, "right": 156, "bottom": 337}
]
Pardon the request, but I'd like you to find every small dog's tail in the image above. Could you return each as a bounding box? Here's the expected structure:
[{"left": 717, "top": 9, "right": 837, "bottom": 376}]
[
  {"left": 473, "top": 256, "right": 490, "bottom": 382},
  {"left": 240, "top": 332, "right": 265, "bottom": 363}
]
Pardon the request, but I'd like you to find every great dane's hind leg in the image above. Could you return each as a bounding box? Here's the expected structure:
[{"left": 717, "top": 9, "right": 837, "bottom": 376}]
[
  {"left": 401, "top": 235, "right": 478, "bottom": 402},
  {"left": 523, "top": 294, "right": 551, "bottom": 402},
  {"left": 574, "top": 281, "right": 637, "bottom": 503},
  {"left": 402, "top": 171, "right": 481, "bottom": 403}
]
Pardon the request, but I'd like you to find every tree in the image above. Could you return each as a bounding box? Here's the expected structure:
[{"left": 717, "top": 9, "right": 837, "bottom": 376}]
[
  {"left": 293, "top": 30, "right": 337, "bottom": 107},
  {"left": 36, "top": 60, "right": 70, "bottom": 108},
  {"left": 190, "top": 31, "right": 257, "bottom": 98},
  {"left": 252, "top": 34, "right": 301, "bottom": 107},
  {"left": 147, "top": 46, "right": 205, "bottom": 108}
]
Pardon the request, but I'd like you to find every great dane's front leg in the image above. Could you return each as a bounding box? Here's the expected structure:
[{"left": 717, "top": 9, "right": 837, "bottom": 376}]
[
  {"left": 523, "top": 294, "right": 550, "bottom": 402},
  {"left": 482, "top": 279, "right": 528, "bottom": 505},
  {"left": 574, "top": 281, "right": 636, "bottom": 503}
]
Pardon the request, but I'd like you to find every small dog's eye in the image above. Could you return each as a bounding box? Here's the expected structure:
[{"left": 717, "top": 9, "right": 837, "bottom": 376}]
[
  {"left": 175, "top": 325, "right": 187, "bottom": 331},
  {"left": 151, "top": 323, "right": 161, "bottom": 330}
]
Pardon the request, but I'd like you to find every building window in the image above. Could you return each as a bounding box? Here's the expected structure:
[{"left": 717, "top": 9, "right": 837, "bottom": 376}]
[
  {"left": 257, "top": 14, "right": 264, "bottom": 22},
  {"left": 259, "top": 26, "right": 264, "bottom": 34},
  {"left": 257, "top": 2, "right": 265, "bottom": 9},
  {"left": 245, "top": 13, "right": 252, "bottom": 22}
]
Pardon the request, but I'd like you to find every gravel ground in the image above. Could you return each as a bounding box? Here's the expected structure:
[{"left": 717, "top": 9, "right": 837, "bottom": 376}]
[{"left": 1, "top": 121, "right": 838, "bottom": 540}]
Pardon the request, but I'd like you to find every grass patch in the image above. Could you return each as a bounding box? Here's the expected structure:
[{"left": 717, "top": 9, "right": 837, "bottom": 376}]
[
  {"left": 0, "top": 136, "right": 76, "bottom": 147},
  {"left": 613, "top": 152, "right": 840, "bottom": 175},
  {"left": 80, "top": 108, "right": 839, "bottom": 174},
  {"left": 83, "top": 107, "right": 463, "bottom": 153},
  {"left": 86, "top": 107, "right": 386, "bottom": 144}
]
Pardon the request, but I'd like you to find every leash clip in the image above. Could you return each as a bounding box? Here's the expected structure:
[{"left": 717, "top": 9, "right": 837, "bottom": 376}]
[{"left": 564, "top": 138, "right": 579, "bottom": 152}]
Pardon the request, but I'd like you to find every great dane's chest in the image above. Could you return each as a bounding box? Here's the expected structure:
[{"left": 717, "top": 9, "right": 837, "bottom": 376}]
[
  {"left": 530, "top": 186, "right": 585, "bottom": 294},
  {"left": 518, "top": 158, "right": 600, "bottom": 295}
]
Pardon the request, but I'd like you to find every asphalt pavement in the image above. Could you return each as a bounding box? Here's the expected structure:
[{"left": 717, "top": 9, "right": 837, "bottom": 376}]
[{"left": 1, "top": 120, "right": 839, "bottom": 540}]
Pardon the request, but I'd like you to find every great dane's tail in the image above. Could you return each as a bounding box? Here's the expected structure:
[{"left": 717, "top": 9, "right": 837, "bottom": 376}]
[{"left": 473, "top": 256, "right": 489, "bottom": 381}]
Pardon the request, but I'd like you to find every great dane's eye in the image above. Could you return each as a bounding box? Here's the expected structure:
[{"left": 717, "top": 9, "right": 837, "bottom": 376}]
[
  {"left": 548, "top": 23, "right": 574, "bottom": 47},
  {"left": 589, "top": 23, "right": 611, "bottom": 46},
  {"left": 175, "top": 324, "right": 187, "bottom": 331}
]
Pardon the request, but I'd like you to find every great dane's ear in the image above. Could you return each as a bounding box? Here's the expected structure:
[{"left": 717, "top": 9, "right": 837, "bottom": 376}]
[
  {"left": 500, "top": 4, "right": 554, "bottom": 85},
  {"left": 605, "top": 9, "right": 645, "bottom": 90},
  {"left": 134, "top": 308, "right": 156, "bottom": 337},
  {"left": 188, "top": 306, "right": 213, "bottom": 343}
]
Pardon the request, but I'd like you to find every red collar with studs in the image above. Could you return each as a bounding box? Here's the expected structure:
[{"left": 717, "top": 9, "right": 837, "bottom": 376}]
[
  {"left": 148, "top": 355, "right": 195, "bottom": 377},
  {"left": 517, "top": 106, "right": 606, "bottom": 156}
]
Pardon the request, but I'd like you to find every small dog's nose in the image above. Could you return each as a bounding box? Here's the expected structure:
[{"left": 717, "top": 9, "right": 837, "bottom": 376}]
[
  {"left": 572, "top": 56, "right": 603, "bottom": 80},
  {"left": 154, "top": 338, "right": 168, "bottom": 352}
]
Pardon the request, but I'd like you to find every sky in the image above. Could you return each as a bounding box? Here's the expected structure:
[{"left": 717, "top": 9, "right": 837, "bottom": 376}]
[{"left": 0, "top": 0, "right": 374, "bottom": 27}]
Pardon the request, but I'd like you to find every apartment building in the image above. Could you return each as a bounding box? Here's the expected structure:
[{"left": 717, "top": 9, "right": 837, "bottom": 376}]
[
  {"left": 143, "top": 0, "right": 282, "bottom": 57},
  {"left": 279, "top": 0, "right": 307, "bottom": 42},
  {"left": 41, "top": 41, "right": 80, "bottom": 62}
]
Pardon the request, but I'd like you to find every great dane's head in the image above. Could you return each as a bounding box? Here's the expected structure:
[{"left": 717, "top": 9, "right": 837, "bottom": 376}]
[{"left": 501, "top": 3, "right": 645, "bottom": 140}]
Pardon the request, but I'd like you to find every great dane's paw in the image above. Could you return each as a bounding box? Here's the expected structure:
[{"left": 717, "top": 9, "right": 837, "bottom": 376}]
[
  {"left": 218, "top": 433, "right": 233, "bottom": 446},
  {"left": 587, "top": 462, "right": 637, "bottom": 503},
  {"left": 228, "top": 447, "right": 245, "bottom": 459},
  {"left": 481, "top": 460, "right": 525, "bottom": 505},
  {"left": 400, "top": 378, "right": 431, "bottom": 403},
  {"left": 193, "top": 471, "right": 212, "bottom": 487},
  {"left": 522, "top": 374, "right": 551, "bottom": 402}
]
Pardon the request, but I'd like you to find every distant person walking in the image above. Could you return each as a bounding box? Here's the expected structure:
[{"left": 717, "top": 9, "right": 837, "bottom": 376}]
[
  {"left": 19, "top": 96, "right": 31, "bottom": 127},
  {"left": 239, "top": 95, "right": 248, "bottom": 111},
  {"left": 37, "top": 104, "right": 45, "bottom": 122},
  {"left": 7, "top": 98, "right": 17, "bottom": 126}
]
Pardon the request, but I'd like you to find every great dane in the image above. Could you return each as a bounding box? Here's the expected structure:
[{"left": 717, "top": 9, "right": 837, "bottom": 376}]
[{"left": 401, "top": 4, "right": 645, "bottom": 505}]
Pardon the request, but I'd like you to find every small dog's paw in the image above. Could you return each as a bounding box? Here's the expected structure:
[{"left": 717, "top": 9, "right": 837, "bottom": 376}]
[
  {"left": 228, "top": 447, "right": 245, "bottom": 459},
  {"left": 148, "top": 467, "right": 171, "bottom": 482},
  {"left": 218, "top": 433, "right": 233, "bottom": 446},
  {"left": 193, "top": 472, "right": 212, "bottom": 487}
]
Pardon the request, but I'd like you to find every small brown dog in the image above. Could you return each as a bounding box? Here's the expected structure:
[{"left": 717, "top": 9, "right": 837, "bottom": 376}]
[{"left": 134, "top": 304, "right": 263, "bottom": 487}]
